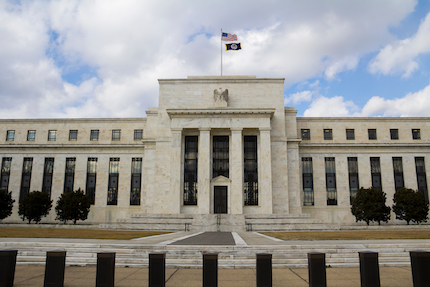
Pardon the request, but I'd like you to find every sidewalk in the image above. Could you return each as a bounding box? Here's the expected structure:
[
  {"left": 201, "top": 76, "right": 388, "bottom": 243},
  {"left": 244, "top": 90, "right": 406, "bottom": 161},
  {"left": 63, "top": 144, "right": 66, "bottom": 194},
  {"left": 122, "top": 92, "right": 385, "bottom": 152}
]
[{"left": 13, "top": 265, "right": 413, "bottom": 287}]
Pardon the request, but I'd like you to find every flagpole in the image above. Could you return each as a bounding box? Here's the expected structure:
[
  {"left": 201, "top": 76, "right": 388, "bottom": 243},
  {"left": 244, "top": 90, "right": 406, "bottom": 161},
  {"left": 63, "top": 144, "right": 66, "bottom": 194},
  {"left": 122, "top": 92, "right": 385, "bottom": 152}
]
[{"left": 221, "top": 28, "right": 223, "bottom": 77}]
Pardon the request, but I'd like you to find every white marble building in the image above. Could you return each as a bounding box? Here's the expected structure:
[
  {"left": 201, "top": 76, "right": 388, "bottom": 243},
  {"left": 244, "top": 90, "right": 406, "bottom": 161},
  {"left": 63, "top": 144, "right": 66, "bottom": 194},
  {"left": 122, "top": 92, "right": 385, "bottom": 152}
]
[{"left": 1, "top": 76, "right": 429, "bottom": 230}]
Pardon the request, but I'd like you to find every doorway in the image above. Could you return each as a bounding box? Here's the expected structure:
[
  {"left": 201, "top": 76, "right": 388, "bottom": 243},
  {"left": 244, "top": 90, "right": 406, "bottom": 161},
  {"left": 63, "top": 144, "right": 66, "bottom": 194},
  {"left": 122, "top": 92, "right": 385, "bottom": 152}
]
[{"left": 214, "top": 186, "right": 227, "bottom": 214}]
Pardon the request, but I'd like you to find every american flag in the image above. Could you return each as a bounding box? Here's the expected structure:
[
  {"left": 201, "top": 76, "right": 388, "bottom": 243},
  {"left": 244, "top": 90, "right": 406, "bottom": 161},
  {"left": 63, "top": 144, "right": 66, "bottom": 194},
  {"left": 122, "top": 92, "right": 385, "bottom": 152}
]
[{"left": 222, "top": 32, "right": 237, "bottom": 41}]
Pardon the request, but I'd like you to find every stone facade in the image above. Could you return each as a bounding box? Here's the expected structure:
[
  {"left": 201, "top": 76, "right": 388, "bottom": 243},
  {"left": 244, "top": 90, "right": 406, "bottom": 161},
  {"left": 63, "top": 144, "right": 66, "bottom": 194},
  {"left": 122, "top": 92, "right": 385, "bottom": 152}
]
[{"left": 1, "top": 76, "right": 429, "bottom": 230}]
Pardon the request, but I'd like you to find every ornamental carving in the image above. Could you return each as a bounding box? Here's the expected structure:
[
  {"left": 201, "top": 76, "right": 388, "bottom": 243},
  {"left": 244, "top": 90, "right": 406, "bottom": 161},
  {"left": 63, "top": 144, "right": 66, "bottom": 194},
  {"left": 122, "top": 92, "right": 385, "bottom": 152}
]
[{"left": 214, "top": 88, "right": 228, "bottom": 103}]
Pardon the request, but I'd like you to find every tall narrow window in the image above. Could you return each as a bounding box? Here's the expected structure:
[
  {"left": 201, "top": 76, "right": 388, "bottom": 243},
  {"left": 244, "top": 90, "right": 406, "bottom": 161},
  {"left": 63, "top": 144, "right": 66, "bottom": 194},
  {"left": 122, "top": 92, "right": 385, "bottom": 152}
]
[
  {"left": 69, "top": 130, "right": 78, "bottom": 141},
  {"left": 1, "top": 157, "right": 12, "bottom": 192},
  {"left": 130, "top": 158, "right": 142, "bottom": 205},
  {"left": 64, "top": 158, "right": 76, "bottom": 193},
  {"left": 346, "top": 129, "right": 355, "bottom": 140},
  {"left": 393, "top": 157, "right": 404, "bottom": 191},
  {"left": 390, "top": 129, "right": 399, "bottom": 140},
  {"left": 213, "top": 136, "right": 229, "bottom": 178},
  {"left": 370, "top": 157, "right": 382, "bottom": 190},
  {"left": 86, "top": 158, "right": 97, "bottom": 205},
  {"left": 325, "top": 157, "right": 337, "bottom": 205},
  {"left": 324, "top": 129, "right": 333, "bottom": 140},
  {"left": 27, "top": 130, "right": 36, "bottom": 141},
  {"left": 134, "top": 129, "right": 143, "bottom": 141},
  {"left": 244, "top": 136, "right": 258, "bottom": 206},
  {"left": 42, "top": 158, "right": 54, "bottom": 198},
  {"left": 348, "top": 157, "right": 359, "bottom": 204},
  {"left": 301, "top": 129, "right": 310, "bottom": 140},
  {"left": 107, "top": 158, "right": 120, "bottom": 205},
  {"left": 48, "top": 130, "right": 56, "bottom": 141},
  {"left": 6, "top": 130, "right": 15, "bottom": 141},
  {"left": 302, "top": 157, "right": 314, "bottom": 206},
  {"left": 90, "top": 130, "right": 99, "bottom": 141},
  {"left": 19, "top": 158, "right": 33, "bottom": 201},
  {"left": 184, "top": 136, "right": 198, "bottom": 205},
  {"left": 368, "top": 129, "right": 377, "bottom": 140},
  {"left": 415, "top": 157, "right": 428, "bottom": 203}
]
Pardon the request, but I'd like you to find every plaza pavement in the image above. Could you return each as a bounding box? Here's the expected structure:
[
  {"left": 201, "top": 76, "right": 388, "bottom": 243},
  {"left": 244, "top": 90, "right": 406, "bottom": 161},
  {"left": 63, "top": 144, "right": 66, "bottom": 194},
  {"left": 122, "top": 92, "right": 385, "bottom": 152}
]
[{"left": 4, "top": 231, "right": 421, "bottom": 287}]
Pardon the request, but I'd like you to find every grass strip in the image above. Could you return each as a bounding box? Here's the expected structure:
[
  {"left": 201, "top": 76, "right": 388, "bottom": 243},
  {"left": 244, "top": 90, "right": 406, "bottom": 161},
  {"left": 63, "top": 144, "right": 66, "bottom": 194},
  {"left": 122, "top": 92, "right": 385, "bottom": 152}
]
[
  {"left": 263, "top": 230, "right": 430, "bottom": 240},
  {"left": 0, "top": 227, "right": 169, "bottom": 240}
]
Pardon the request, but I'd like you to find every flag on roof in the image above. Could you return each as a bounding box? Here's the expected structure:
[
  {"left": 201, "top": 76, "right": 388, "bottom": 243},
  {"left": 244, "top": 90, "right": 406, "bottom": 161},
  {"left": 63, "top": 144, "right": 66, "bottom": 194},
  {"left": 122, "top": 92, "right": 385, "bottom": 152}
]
[
  {"left": 226, "top": 43, "right": 241, "bottom": 51},
  {"left": 222, "top": 32, "right": 237, "bottom": 41}
]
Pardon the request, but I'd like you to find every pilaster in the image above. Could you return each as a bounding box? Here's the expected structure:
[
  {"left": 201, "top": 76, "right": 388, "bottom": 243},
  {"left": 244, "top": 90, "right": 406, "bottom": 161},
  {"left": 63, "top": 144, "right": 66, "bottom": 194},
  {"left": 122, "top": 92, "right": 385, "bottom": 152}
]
[
  {"left": 198, "top": 128, "right": 211, "bottom": 214},
  {"left": 259, "top": 127, "right": 273, "bottom": 213},
  {"left": 230, "top": 128, "right": 243, "bottom": 214},
  {"left": 170, "top": 128, "right": 182, "bottom": 214}
]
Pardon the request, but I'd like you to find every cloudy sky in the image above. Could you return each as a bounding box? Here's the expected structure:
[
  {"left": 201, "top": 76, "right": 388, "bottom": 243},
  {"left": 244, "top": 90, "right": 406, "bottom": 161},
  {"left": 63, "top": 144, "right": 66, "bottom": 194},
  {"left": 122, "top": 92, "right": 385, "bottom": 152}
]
[{"left": 1, "top": 0, "right": 430, "bottom": 119}]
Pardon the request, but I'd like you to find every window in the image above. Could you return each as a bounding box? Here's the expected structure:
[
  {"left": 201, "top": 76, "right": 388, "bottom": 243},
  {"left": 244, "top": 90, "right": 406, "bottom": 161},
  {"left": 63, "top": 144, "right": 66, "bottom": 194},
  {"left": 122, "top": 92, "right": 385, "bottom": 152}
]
[
  {"left": 90, "top": 130, "right": 99, "bottom": 141},
  {"left": 348, "top": 157, "right": 359, "bottom": 204},
  {"left": 415, "top": 157, "right": 428, "bottom": 203},
  {"left": 130, "top": 158, "right": 142, "bottom": 205},
  {"left": 107, "top": 158, "right": 120, "bottom": 205},
  {"left": 368, "top": 129, "right": 377, "bottom": 140},
  {"left": 325, "top": 157, "right": 337, "bottom": 205},
  {"left": 48, "top": 130, "right": 57, "bottom": 141},
  {"left": 301, "top": 129, "right": 310, "bottom": 140},
  {"left": 370, "top": 157, "right": 382, "bottom": 190},
  {"left": 302, "top": 157, "right": 314, "bottom": 206},
  {"left": 184, "top": 136, "right": 198, "bottom": 205},
  {"left": 346, "top": 129, "right": 355, "bottom": 140},
  {"left": 6, "top": 130, "right": 15, "bottom": 141},
  {"left": 86, "top": 158, "right": 97, "bottom": 205},
  {"left": 69, "top": 130, "right": 78, "bottom": 141},
  {"left": 112, "top": 129, "right": 121, "bottom": 141},
  {"left": 412, "top": 129, "right": 421, "bottom": 140},
  {"left": 323, "top": 129, "right": 332, "bottom": 140},
  {"left": 19, "top": 158, "right": 33, "bottom": 202},
  {"left": 244, "top": 136, "right": 258, "bottom": 206},
  {"left": 392, "top": 157, "right": 404, "bottom": 191},
  {"left": 390, "top": 129, "right": 399, "bottom": 140},
  {"left": 42, "top": 158, "right": 54, "bottom": 198},
  {"left": 64, "top": 158, "right": 76, "bottom": 193},
  {"left": 213, "top": 136, "right": 229, "bottom": 178},
  {"left": 134, "top": 129, "right": 143, "bottom": 141},
  {"left": 1, "top": 157, "right": 12, "bottom": 192},
  {"left": 27, "top": 130, "right": 36, "bottom": 141}
]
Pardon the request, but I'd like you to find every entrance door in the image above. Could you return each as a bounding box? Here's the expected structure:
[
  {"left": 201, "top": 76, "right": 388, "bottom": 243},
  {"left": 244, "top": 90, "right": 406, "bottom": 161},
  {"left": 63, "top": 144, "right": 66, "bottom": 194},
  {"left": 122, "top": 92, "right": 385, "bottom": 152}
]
[{"left": 214, "top": 186, "right": 227, "bottom": 214}]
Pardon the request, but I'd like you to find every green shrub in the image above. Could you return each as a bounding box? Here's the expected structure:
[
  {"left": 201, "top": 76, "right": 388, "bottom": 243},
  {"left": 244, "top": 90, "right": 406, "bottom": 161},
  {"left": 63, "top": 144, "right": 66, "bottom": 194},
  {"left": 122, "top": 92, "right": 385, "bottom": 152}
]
[
  {"left": 393, "top": 187, "right": 429, "bottom": 225},
  {"left": 55, "top": 188, "right": 90, "bottom": 224},
  {"left": 351, "top": 187, "right": 391, "bottom": 225},
  {"left": 18, "top": 191, "right": 52, "bottom": 224},
  {"left": 0, "top": 189, "right": 15, "bottom": 220}
]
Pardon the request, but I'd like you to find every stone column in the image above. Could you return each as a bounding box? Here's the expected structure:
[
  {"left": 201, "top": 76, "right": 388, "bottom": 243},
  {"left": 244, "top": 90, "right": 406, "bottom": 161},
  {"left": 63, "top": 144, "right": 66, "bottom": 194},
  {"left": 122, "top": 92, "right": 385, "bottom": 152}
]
[
  {"left": 170, "top": 128, "right": 182, "bottom": 214},
  {"left": 259, "top": 128, "right": 273, "bottom": 214},
  {"left": 198, "top": 128, "right": 211, "bottom": 214},
  {"left": 230, "top": 128, "right": 243, "bottom": 214},
  {"left": 142, "top": 139, "right": 156, "bottom": 213}
]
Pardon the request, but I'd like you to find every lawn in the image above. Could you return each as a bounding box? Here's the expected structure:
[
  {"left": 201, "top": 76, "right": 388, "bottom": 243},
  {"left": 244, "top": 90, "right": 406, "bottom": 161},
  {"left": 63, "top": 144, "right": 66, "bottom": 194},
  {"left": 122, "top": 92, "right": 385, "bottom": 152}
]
[
  {"left": 0, "top": 227, "right": 169, "bottom": 240},
  {"left": 263, "top": 230, "right": 430, "bottom": 240}
]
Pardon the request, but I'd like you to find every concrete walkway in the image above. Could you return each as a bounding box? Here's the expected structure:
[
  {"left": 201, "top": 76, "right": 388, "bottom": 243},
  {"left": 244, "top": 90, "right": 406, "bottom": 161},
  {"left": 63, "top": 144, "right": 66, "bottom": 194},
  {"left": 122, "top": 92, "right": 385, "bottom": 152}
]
[{"left": 12, "top": 266, "right": 414, "bottom": 287}]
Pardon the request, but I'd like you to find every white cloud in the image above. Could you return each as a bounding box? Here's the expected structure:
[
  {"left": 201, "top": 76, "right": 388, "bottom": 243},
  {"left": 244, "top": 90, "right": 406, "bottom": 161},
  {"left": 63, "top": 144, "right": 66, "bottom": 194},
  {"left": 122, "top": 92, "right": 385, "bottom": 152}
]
[
  {"left": 0, "top": 0, "right": 417, "bottom": 118},
  {"left": 285, "top": 90, "right": 313, "bottom": 105},
  {"left": 303, "top": 96, "right": 359, "bottom": 117},
  {"left": 369, "top": 10, "right": 430, "bottom": 78}
]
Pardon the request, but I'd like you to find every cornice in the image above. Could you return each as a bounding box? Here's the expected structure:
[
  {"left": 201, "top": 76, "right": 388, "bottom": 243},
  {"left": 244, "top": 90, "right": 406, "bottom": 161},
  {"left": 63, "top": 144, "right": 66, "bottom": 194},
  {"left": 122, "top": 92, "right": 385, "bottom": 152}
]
[{"left": 166, "top": 108, "right": 276, "bottom": 118}]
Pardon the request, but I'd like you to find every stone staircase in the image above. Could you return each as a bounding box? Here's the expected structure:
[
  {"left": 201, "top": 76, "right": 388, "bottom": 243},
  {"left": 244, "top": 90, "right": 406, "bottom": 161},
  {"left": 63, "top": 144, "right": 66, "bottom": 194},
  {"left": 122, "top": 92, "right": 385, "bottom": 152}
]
[
  {"left": 244, "top": 214, "right": 340, "bottom": 231},
  {"left": 2, "top": 239, "right": 429, "bottom": 269}
]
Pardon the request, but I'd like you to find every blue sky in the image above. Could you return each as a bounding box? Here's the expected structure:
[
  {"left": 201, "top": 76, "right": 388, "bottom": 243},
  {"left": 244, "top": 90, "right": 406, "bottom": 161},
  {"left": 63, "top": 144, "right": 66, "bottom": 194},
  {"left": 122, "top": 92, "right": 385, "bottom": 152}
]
[{"left": 1, "top": 0, "right": 430, "bottom": 118}]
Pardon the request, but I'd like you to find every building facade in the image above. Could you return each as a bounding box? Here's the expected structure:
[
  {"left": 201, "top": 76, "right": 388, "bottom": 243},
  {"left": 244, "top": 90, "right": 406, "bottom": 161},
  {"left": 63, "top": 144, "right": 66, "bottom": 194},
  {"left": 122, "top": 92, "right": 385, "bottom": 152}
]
[{"left": 1, "top": 76, "right": 429, "bottom": 230}]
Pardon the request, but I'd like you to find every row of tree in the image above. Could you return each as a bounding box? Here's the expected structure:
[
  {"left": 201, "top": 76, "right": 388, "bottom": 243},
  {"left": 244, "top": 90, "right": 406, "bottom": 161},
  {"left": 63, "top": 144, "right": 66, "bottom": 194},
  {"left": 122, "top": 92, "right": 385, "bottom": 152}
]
[
  {"left": 351, "top": 187, "right": 429, "bottom": 225},
  {"left": 0, "top": 189, "right": 90, "bottom": 224}
]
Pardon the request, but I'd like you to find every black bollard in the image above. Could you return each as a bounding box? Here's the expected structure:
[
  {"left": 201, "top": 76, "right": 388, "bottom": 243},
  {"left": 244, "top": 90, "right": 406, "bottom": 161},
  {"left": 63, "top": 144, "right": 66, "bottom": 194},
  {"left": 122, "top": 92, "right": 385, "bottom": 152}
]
[
  {"left": 359, "top": 251, "right": 380, "bottom": 287},
  {"left": 96, "top": 252, "right": 115, "bottom": 287},
  {"left": 149, "top": 253, "right": 166, "bottom": 287},
  {"left": 410, "top": 251, "right": 430, "bottom": 287},
  {"left": 203, "top": 253, "right": 218, "bottom": 287},
  {"left": 44, "top": 250, "right": 66, "bottom": 287},
  {"left": 256, "top": 253, "right": 272, "bottom": 287},
  {"left": 308, "top": 252, "right": 326, "bottom": 287},
  {"left": 0, "top": 249, "right": 18, "bottom": 287}
]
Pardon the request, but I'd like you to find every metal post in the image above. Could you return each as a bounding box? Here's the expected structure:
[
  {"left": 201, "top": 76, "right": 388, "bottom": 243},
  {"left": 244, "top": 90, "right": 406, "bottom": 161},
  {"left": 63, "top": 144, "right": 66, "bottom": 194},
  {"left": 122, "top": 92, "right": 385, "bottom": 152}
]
[
  {"left": 203, "top": 253, "right": 218, "bottom": 287},
  {"left": 96, "top": 252, "right": 115, "bottom": 287},
  {"left": 256, "top": 253, "right": 272, "bottom": 287},
  {"left": 308, "top": 252, "right": 326, "bottom": 287},
  {"left": 0, "top": 249, "right": 18, "bottom": 287},
  {"left": 44, "top": 250, "right": 66, "bottom": 287},
  {"left": 359, "top": 251, "right": 380, "bottom": 287},
  {"left": 149, "top": 253, "right": 166, "bottom": 287},
  {"left": 410, "top": 251, "right": 430, "bottom": 287}
]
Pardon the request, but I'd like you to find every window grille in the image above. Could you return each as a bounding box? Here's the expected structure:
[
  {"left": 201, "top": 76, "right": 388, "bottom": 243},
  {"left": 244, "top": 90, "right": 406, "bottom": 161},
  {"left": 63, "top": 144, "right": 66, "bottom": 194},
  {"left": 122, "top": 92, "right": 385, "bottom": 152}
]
[
  {"left": 325, "top": 157, "right": 337, "bottom": 205},
  {"left": 6, "top": 130, "right": 15, "bottom": 141},
  {"left": 19, "top": 158, "right": 33, "bottom": 202},
  {"left": 1, "top": 157, "right": 12, "bottom": 192},
  {"left": 134, "top": 129, "right": 143, "bottom": 141},
  {"left": 346, "top": 129, "right": 355, "bottom": 140},
  {"left": 323, "top": 129, "right": 333, "bottom": 140},
  {"left": 69, "top": 130, "right": 78, "bottom": 141},
  {"left": 184, "top": 136, "right": 198, "bottom": 205},
  {"left": 412, "top": 129, "right": 421, "bottom": 140},
  {"left": 42, "top": 158, "right": 54, "bottom": 198},
  {"left": 390, "top": 129, "right": 399, "bottom": 140},
  {"left": 64, "top": 158, "right": 76, "bottom": 193},
  {"left": 213, "top": 136, "right": 229, "bottom": 178},
  {"left": 244, "top": 136, "right": 258, "bottom": 206},
  {"left": 301, "top": 129, "right": 310, "bottom": 140},
  {"left": 348, "top": 157, "right": 359, "bottom": 204},
  {"left": 112, "top": 130, "right": 121, "bottom": 141},
  {"left": 86, "top": 158, "right": 97, "bottom": 205},
  {"left": 90, "top": 130, "right": 99, "bottom": 141},
  {"left": 302, "top": 157, "right": 314, "bottom": 206},
  {"left": 368, "top": 129, "right": 377, "bottom": 140},
  {"left": 130, "top": 158, "right": 142, "bottom": 205},
  {"left": 27, "top": 130, "right": 36, "bottom": 141},
  {"left": 107, "top": 158, "right": 120, "bottom": 205}
]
